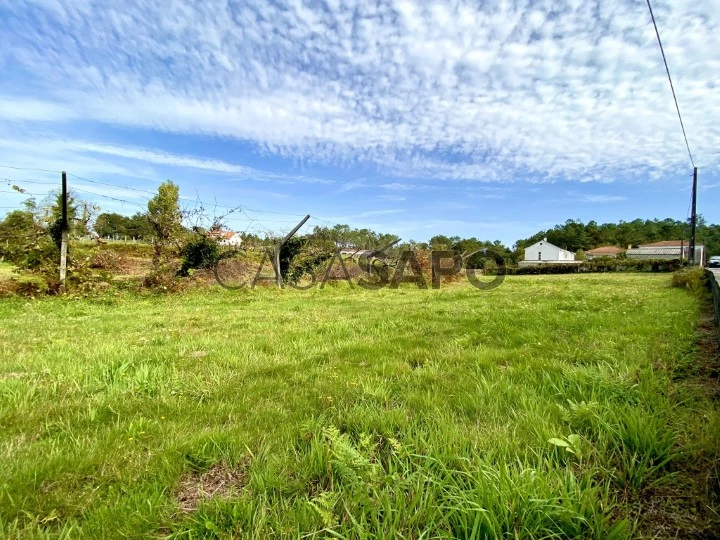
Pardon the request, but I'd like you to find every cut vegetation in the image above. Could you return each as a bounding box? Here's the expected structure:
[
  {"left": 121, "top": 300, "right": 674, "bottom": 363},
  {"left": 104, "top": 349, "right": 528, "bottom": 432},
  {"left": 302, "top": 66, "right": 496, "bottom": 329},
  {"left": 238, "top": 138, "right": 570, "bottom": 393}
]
[
  {"left": 0, "top": 262, "right": 16, "bottom": 281},
  {"left": 0, "top": 274, "right": 718, "bottom": 538}
]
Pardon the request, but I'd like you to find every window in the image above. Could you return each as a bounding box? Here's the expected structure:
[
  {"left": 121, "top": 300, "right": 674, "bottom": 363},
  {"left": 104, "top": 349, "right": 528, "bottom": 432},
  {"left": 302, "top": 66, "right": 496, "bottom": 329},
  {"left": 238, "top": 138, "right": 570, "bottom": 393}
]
[{"left": 538, "top": 251, "right": 542, "bottom": 261}]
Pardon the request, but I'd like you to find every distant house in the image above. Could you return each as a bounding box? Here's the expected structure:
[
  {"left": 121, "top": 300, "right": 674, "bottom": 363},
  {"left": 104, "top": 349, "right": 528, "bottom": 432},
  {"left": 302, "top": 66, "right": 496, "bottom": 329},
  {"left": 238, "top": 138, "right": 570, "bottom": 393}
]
[
  {"left": 586, "top": 246, "right": 624, "bottom": 260},
  {"left": 626, "top": 240, "right": 705, "bottom": 266},
  {"left": 339, "top": 248, "right": 374, "bottom": 258},
  {"left": 207, "top": 230, "right": 243, "bottom": 246},
  {"left": 519, "top": 238, "right": 579, "bottom": 267}
]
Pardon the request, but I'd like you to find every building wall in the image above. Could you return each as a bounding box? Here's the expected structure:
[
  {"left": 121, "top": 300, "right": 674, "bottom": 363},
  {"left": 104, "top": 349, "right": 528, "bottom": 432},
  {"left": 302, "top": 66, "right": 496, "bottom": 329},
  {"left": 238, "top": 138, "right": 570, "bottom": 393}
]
[
  {"left": 220, "top": 235, "right": 243, "bottom": 246},
  {"left": 626, "top": 246, "right": 705, "bottom": 265},
  {"left": 524, "top": 240, "right": 575, "bottom": 262}
]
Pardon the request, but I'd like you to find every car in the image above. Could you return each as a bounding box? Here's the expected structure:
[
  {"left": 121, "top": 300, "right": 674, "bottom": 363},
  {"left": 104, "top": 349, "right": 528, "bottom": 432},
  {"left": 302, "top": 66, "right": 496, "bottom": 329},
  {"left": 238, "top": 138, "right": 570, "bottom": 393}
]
[{"left": 709, "top": 256, "right": 720, "bottom": 268}]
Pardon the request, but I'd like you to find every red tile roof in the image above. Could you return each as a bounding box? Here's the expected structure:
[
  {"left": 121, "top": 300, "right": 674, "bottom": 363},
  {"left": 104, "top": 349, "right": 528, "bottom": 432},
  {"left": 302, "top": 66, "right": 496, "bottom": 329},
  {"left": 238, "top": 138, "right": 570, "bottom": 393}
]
[{"left": 207, "top": 230, "right": 236, "bottom": 240}]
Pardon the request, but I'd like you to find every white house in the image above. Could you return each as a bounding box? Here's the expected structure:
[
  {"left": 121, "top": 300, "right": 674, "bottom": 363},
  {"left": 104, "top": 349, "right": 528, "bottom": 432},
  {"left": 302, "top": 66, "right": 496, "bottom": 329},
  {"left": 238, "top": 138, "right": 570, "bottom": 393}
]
[
  {"left": 208, "top": 230, "right": 243, "bottom": 246},
  {"left": 519, "top": 238, "right": 578, "bottom": 267}
]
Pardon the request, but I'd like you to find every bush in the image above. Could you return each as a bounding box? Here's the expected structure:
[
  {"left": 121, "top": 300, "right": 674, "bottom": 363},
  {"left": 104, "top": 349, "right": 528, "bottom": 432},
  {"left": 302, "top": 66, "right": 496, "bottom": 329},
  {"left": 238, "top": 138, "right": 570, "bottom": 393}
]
[
  {"left": 0, "top": 236, "right": 59, "bottom": 273},
  {"left": 505, "top": 259, "right": 683, "bottom": 276},
  {"left": 179, "top": 235, "right": 221, "bottom": 277},
  {"left": 671, "top": 267, "right": 709, "bottom": 299}
]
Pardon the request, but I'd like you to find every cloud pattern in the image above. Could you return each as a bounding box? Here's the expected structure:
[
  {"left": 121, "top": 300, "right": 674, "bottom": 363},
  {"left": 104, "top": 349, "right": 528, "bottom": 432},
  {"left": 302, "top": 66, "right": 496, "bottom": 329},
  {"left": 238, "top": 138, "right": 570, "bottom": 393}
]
[{"left": 1, "top": 0, "right": 719, "bottom": 182}]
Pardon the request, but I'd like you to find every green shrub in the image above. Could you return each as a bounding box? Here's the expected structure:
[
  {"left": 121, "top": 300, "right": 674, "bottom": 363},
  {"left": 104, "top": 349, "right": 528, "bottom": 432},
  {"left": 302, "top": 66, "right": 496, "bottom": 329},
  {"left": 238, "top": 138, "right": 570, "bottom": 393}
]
[
  {"left": 505, "top": 259, "right": 683, "bottom": 276},
  {"left": 179, "top": 235, "right": 221, "bottom": 277},
  {"left": 671, "top": 267, "right": 709, "bottom": 299}
]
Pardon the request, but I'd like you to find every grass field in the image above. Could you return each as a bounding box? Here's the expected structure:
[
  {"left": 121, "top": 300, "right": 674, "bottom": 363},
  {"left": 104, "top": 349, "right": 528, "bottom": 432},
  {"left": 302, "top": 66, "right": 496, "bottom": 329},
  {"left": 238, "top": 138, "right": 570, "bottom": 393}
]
[{"left": 0, "top": 274, "right": 718, "bottom": 538}]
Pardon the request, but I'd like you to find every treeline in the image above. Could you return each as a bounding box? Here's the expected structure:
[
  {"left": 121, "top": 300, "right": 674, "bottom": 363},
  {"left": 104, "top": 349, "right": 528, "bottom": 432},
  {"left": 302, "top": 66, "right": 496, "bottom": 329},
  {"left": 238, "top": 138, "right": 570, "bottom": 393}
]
[
  {"left": 2, "top": 183, "right": 719, "bottom": 277},
  {"left": 94, "top": 212, "right": 153, "bottom": 240},
  {"left": 515, "top": 218, "right": 720, "bottom": 256}
]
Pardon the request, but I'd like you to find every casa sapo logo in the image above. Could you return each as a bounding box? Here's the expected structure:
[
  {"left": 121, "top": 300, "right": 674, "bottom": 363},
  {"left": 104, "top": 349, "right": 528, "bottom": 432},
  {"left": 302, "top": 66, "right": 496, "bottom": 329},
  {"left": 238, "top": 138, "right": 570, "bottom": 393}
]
[{"left": 213, "top": 246, "right": 506, "bottom": 291}]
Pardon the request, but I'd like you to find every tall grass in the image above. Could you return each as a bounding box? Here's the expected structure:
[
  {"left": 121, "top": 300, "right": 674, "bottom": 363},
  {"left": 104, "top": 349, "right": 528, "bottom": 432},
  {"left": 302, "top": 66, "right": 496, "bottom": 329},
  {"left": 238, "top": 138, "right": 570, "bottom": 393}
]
[{"left": 0, "top": 274, "right": 717, "bottom": 537}]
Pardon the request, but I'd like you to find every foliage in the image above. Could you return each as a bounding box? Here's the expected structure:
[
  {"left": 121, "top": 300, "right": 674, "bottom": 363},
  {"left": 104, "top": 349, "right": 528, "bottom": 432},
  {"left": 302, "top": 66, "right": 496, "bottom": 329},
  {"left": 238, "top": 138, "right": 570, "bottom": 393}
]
[
  {"left": 504, "top": 258, "right": 683, "bottom": 275},
  {"left": 515, "top": 217, "right": 720, "bottom": 257},
  {"left": 95, "top": 212, "right": 153, "bottom": 240},
  {"left": 147, "top": 181, "right": 182, "bottom": 266},
  {"left": 310, "top": 224, "right": 400, "bottom": 250},
  {"left": 0, "top": 206, "right": 59, "bottom": 272},
  {"left": 671, "top": 267, "right": 709, "bottom": 299},
  {"left": 179, "top": 234, "right": 221, "bottom": 276},
  {"left": 280, "top": 235, "right": 335, "bottom": 284},
  {"left": 45, "top": 190, "right": 97, "bottom": 243}
]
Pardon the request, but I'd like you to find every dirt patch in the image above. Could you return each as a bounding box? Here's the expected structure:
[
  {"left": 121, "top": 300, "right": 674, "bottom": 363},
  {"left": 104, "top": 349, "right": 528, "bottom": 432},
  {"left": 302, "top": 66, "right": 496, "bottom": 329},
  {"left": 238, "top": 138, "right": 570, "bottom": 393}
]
[
  {"left": 635, "top": 307, "right": 720, "bottom": 539},
  {"left": 175, "top": 459, "right": 250, "bottom": 512}
]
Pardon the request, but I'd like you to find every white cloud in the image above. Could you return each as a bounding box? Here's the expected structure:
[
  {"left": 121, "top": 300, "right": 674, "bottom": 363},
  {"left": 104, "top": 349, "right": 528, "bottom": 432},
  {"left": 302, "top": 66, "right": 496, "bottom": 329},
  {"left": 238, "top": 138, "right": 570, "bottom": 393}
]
[
  {"left": 577, "top": 194, "right": 628, "bottom": 203},
  {"left": 0, "top": 136, "right": 334, "bottom": 185},
  {"left": 566, "top": 192, "right": 628, "bottom": 203},
  {"left": 1, "top": 0, "right": 718, "bottom": 181}
]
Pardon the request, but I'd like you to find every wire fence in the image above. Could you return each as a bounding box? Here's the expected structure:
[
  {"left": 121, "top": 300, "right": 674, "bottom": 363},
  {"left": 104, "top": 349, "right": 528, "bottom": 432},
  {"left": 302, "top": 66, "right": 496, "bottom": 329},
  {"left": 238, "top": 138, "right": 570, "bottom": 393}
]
[{"left": 0, "top": 164, "right": 334, "bottom": 245}]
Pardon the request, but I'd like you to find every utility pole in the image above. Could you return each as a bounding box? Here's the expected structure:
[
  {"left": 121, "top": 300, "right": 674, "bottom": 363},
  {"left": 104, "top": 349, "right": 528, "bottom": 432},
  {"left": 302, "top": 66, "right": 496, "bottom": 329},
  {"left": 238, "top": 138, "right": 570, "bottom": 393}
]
[
  {"left": 274, "top": 214, "right": 311, "bottom": 288},
  {"left": 689, "top": 167, "right": 697, "bottom": 266},
  {"left": 59, "top": 171, "right": 68, "bottom": 289}
]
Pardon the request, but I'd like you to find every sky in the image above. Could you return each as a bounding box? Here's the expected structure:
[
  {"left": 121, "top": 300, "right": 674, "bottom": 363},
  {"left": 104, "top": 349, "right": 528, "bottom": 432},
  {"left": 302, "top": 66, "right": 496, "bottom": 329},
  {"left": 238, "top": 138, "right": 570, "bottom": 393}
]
[{"left": 1, "top": 0, "right": 718, "bottom": 246}]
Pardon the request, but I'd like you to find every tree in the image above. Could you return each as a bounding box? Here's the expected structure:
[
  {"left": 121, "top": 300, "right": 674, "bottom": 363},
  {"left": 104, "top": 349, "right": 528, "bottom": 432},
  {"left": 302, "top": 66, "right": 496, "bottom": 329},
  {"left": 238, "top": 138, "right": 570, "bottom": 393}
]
[
  {"left": 147, "top": 181, "right": 182, "bottom": 265},
  {"left": 95, "top": 212, "right": 153, "bottom": 239},
  {"left": 429, "top": 235, "right": 453, "bottom": 250},
  {"left": 0, "top": 199, "right": 57, "bottom": 269}
]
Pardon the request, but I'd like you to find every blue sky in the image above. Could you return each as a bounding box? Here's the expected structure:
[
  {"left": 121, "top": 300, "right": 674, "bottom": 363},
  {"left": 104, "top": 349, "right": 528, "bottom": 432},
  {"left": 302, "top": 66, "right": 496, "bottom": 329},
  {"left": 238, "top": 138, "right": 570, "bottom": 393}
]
[{"left": 1, "top": 0, "right": 718, "bottom": 246}]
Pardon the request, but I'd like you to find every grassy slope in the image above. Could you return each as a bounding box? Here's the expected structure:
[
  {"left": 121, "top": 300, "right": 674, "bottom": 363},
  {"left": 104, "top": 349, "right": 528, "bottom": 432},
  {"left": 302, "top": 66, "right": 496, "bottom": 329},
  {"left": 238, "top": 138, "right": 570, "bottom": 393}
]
[{"left": 0, "top": 275, "right": 717, "bottom": 538}]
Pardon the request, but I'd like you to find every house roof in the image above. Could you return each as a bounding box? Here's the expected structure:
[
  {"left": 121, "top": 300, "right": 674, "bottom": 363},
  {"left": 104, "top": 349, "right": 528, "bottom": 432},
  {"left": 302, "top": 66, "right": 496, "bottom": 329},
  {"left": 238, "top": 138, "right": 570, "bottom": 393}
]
[
  {"left": 636, "top": 240, "right": 704, "bottom": 249},
  {"left": 626, "top": 247, "right": 683, "bottom": 255},
  {"left": 208, "top": 230, "right": 236, "bottom": 239},
  {"left": 639, "top": 240, "right": 685, "bottom": 247},
  {"left": 586, "top": 246, "right": 624, "bottom": 255},
  {"left": 525, "top": 238, "right": 573, "bottom": 254}
]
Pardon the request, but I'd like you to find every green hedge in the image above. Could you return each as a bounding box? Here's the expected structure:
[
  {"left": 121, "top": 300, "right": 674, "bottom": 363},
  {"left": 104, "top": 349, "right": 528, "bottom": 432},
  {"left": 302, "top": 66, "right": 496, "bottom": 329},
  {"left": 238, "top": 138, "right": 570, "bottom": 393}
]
[{"left": 504, "top": 258, "right": 683, "bottom": 275}]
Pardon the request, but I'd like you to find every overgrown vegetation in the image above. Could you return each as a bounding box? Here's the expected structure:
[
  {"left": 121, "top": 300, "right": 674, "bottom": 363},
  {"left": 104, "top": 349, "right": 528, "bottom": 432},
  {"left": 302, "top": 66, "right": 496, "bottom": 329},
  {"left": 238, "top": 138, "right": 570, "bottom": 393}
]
[
  {"left": 504, "top": 258, "right": 683, "bottom": 275},
  {"left": 179, "top": 234, "right": 221, "bottom": 277},
  {"left": 2, "top": 182, "right": 719, "bottom": 298},
  {"left": 672, "top": 266, "right": 710, "bottom": 299},
  {"left": 0, "top": 275, "right": 717, "bottom": 537}
]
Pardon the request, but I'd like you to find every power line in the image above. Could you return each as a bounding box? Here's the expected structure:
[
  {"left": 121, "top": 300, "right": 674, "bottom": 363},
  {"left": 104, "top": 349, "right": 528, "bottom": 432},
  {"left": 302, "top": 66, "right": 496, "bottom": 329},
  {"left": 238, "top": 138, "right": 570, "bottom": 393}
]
[
  {"left": 0, "top": 163, "right": 337, "bottom": 224},
  {"left": 0, "top": 164, "right": 59, "bottom": 175},
  {"left": 0, "top": 189, "right": 44, "bottom": 196},
  {"left": 3, "top": 178, "right": 56, "bottom": 186},
  {"left": 645, "top": 0, "right": 695, "bottom": 168}
]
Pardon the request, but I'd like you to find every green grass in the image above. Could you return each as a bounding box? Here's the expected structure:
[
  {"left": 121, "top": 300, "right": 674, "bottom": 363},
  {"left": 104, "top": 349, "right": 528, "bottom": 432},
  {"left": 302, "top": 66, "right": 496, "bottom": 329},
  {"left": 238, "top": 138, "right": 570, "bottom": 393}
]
[{"left": 0, "top": 274, "right": 718, "bottom": 538}]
